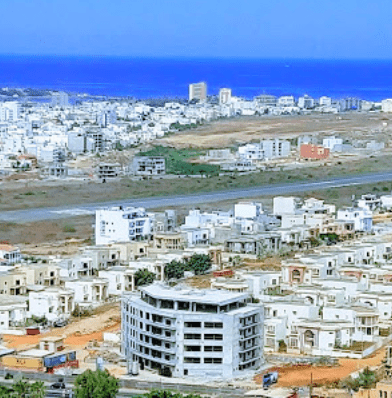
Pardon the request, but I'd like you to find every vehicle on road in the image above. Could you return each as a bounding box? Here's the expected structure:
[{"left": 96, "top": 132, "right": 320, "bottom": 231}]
[{"left": 50, "top": 378, "right": 66, "bottom": 390}]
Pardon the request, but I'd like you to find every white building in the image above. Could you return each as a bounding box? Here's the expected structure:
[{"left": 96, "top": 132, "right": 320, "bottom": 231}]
[
  {"left": 323, "top": 137, "right": 343, "bottom": 151},
  {"left": 319, "top": 96, "right": 332, "bottom": 107},
  {"left": 234, "top": 202, "right": 263, "bottom": 220},
  {"left": 0, "top": 244, "right": 21, "bottom": 265},
  {"left": 64, "top": 278, "right": 108, "bottom": 308},
  {"left": 278, "top": 96, "right": 295, "bottom": 107},
  {"left": 95, "top": 207, "right": 154, "bottom": 245},
  {"left": 382, "top": 99, "right": 392, "bottom": 113},
  {"left": 189, "top": 82, "right": 207, "bottom": 102},
  {"left": 0, "top": 102, "right": 20, "bottom": 122},
  {"left": 337, "top": 208, "right": 373, "bottom": 232},
  {"left": 52, "top": 92, "right": 69, "bottom": 107},
  {"left": 219, "top": 88, "right": 232, "bottom": 104},
  {"left": 0, "top": 295, "right": 27, "bottom": 330},
  {"left": 298, "top": 95, "right": 314, "bottom": 109},
  {"left": 29, "top": 287, "right": 75, "bottom": 322},
  {"left": 122, "top": 284, "right": 263, "bottom": 379}
]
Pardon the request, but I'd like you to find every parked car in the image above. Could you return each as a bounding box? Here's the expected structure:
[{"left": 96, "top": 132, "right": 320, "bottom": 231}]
[
  {"left": 50, "top": 378, "right": 66, "bottom": 390},
  {"left": 53, "top": 319, "right": 68, "bottom": 328}
]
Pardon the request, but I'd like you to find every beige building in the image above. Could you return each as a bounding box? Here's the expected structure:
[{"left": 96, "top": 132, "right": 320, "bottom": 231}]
[
  {"left": 189, "top": 82, "right": 207, "bottom": 101},
  {"left": 0, "top": 263, "right": 60, "bottom": 296}
]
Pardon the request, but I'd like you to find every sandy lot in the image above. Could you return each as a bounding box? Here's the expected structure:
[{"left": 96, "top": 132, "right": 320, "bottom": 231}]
[
  {"left": 160, "top": 114, "right": 392, "bottom": 148},
  {"left": 2, "top": 303, "right": 120, "bottom": 351},
  {"left": 254, "top": 349, "right": 385, "bottom": 387}
]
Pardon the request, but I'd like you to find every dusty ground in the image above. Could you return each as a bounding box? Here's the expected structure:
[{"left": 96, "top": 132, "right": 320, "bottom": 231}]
[
  {"left": 2, "top": 303, "right": 120, "bottom": 351},
  {"left": 255, "top": 348, "right": 385, "bottom": 387},
  {"left": 160, "top": 114, "right": 392, "bottom": 148},
  {"left": 0, "top": 216, "right": 93, "bottom": 249}
]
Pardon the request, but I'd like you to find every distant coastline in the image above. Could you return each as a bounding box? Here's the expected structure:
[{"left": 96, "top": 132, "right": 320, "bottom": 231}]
[{"left": 1, "top": 55, "right": 392, "bottom": 100}]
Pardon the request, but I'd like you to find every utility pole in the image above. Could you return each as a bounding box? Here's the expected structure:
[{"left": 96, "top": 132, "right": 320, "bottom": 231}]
[{"left": 309, "top": 372, "right": 313, "bottom": 398}]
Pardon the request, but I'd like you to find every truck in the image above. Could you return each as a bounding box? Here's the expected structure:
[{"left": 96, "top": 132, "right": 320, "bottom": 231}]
[{"left": 263, "top": 371, "right": 278, "bottom": 389}]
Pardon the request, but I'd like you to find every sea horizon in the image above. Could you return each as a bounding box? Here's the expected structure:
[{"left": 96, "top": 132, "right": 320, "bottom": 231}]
[{"left": 1, "top": 54, "right": 392, "bottom": 101}]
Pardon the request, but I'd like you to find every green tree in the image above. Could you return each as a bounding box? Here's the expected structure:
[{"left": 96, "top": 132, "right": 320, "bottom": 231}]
[
  {"left": 143, "top": 390, "right": 205, "bottom": 398},
  {"left": 74, "top": 369, "right": 119, "bottom": 398},
  {"left": 357, "top": 366, "right": 377, "bottom": 389},
  {"left": 13, "top": 380, "right": 32, "bottom": 398},
  {"left": 186, "top": 254, "right": 212, "bottom": 275},
  {"left": 164, "top": 260, "right": 186, "bottom": 280},
  {"left": 30, "top": 381, "right": 45, "bottom": 398},
  {"left": 134, "top": 268, "right": 156, "bottom": 287},
  {"left": 0, "top": 386, "right": 13, "bottom": 398},
  {"left": 339, "top": 367, "right": 378, "bottom": 391}
]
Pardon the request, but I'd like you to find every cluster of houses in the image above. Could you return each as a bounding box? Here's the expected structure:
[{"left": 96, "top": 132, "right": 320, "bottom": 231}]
[
  {"left": 3, "top": 191, "right": 392, "bottom": 378},
  {"left": 0, "top": 86, "right": 390, "bottom": 181}
]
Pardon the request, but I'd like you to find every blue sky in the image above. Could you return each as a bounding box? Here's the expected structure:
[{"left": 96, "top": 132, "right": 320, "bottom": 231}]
[{"left": 2, "top": 0, "right": 392, "bottom": 59}]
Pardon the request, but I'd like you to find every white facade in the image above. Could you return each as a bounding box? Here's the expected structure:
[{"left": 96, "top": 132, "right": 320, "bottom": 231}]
[
  {"left": 29, "top": 287, "right": 75, "bottom": 322},
  {"left": 278, "top": 96, "right": 295, "bottom": 107},
  {"left": 323, "top": 136, "right": 343, "bottom": 151},
  {"left": 298, "top": 95, "right": 314, "bottom": 109},
  {"left": 337, "top": 208, "right": 373, "bottom": 232},
  {"left": 0, "top": 295, "right": 27, "bottom": 329},
  {"left": 319, "top": 96, "right": 332, "bottom": 107},
  {"left": 64, "top": 278, "right": 108, "bottom": 307},
  {"left": 0, "top": 102, "right": 20, "bottom": 122},
  {"left": 219, "top": 88, "right": 232, "bottom": 104},
  {"left": 234, "top": 202, "right": 263, "bottom": 220},
  {"left": 382, "top": 99, "right": 392, "bottom": 113},
  {"left": 95, "top": 207, "right": 154, "bottom": 245},
  {"left": 122, "top": 284, "right": 263, "bottom": 379},
  {"left": 189, "top": 82, "right": 207, "bottom": 102}
]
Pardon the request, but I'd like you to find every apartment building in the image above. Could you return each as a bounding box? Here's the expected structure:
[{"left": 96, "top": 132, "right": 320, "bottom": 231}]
[
  {"left": 122, "top": 284, "right": 263, "bottom": 379},
  {"left": 298, "top": 95, "right": 315, "bottom": 109},
  {"left": 97, "top": 163, "right": 122, "bottom": 181},
  {"left": 300, "top": 144, "right": 330, "bottom": 160},
  {"left": 132, "top": 156, "right": 166, "bottom": 176},
  {"left": 0, "top": 244, "right": 21, "bottom": 265},
  {"left": 189, "top": 82, "right": 207, "bottom": 102},
  {"left": 51, "top": 92, "right": 69, "bottom": 107},
  {"left": 278, "top": 96, "right": 296, "bottom": 107},
  {"left": 95, "top": 206, "right": 154, "bottom": 245},
  {"left": 219, "top": 88, "right": 232, "bottom": 104}
]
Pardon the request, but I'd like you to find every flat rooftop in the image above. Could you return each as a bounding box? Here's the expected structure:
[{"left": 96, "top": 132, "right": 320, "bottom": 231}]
[{"left": 140, "top": 283, "right": 249, "bottom": 304}]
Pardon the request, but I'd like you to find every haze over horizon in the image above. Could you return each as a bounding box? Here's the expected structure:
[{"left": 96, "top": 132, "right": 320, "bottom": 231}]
[{"left": 2, "top": 0, "right": 392, "bottom": 59}]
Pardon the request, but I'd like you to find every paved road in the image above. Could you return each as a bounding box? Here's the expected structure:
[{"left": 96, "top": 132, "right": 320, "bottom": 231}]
[{"left": 2, "top": 170, "right": 392, "bottom": 223}]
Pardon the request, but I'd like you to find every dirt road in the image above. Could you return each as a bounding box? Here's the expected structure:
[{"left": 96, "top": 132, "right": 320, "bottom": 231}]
[{"left": 255, "top": 349, "right": 385, "bottom": 387}]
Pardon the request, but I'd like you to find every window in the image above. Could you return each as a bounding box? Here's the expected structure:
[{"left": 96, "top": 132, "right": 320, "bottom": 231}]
[
  {"left": 204, "top": 358, "right": 222, "bottom": 364},
  {"left": 204, "top": 346, "right": 223, "bottom": 352},
  {"left": 184, "top": 334, "right": 201, "bottom": 340},
  {"left": 185, "top": 346, "right": 201, "bottom": 352},
  {"left": 204, "top": 322, "right": 223, "bottom": 329},
  {"left": 185, "top": 322, "right": 201, "bottom": 328},
  {"left": 184, "top": 357, "right": 200, "bottom": 364},
  {"left": 204, "top": 334, "right": 223, "bottom": 340}
]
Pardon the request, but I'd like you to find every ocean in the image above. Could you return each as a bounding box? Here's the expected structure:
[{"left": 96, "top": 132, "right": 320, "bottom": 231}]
[{"left": 1, "top": 55, "right": 392, "bottom": 101}]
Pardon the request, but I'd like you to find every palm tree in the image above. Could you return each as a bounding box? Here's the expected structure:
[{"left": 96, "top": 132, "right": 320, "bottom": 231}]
[
  {"left": 13, "top": 380, "right": 30, "bottom": 398},
  {"left": 30, "top": 380, "right": 46, "bottom": 398},
  {"left": 0, "top": 386, "right": 13, "bottom": 398}
]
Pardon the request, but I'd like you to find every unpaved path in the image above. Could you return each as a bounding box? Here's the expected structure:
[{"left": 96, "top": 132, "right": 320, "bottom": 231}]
[{"left": 255, "top": 349, "right": 385, "bottom": 387}]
